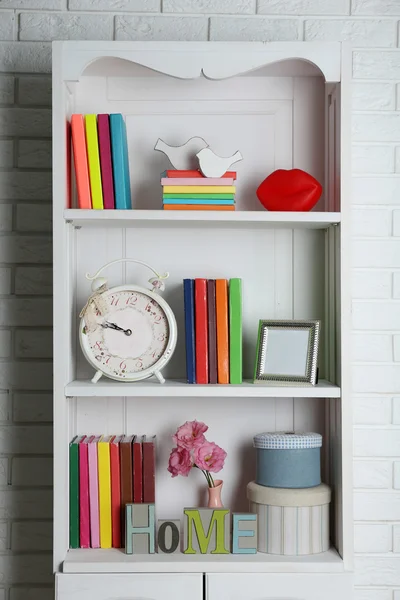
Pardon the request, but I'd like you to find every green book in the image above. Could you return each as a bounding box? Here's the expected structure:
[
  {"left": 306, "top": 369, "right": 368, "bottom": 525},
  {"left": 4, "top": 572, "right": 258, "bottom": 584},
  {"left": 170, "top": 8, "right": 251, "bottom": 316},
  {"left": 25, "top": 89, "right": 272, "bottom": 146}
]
[
  {"left": 69, "top": 435, "right": 83, "bottom": 548},
  {"left": 229, "top": 278, "right": 242, "bottom": 384}
]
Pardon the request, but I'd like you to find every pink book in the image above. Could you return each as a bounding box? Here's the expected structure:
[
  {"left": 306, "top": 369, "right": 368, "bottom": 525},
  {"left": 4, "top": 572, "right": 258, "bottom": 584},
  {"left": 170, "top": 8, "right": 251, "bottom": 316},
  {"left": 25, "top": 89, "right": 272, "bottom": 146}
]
[
  {"left": 79, "top": 436, "right": 91, "bottom": 548},
  {"left": 97, "top": 114, "right": 115, "bottom": 209},
  {"left": 88, "top": 435, "right": 101, "bottom": 548},
  {"left": 161, "top": 177, "right": 234, "bottom": 186}
]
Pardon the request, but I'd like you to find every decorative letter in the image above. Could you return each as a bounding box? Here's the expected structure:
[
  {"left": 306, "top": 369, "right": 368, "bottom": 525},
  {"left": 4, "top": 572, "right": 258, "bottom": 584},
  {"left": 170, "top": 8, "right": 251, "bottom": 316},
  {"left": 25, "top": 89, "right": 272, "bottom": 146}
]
[
  {"left": 232, "top": 513, "right": 257, "bottom": 554},
  {"left": 157, "top": 520, "right": 181, "bottom": 554},
  {"left": 183, "top": 508, "right": 230, "bottom": 554},
  {"left": 125, "top": 504, "right": 155, "bottom": 554}
]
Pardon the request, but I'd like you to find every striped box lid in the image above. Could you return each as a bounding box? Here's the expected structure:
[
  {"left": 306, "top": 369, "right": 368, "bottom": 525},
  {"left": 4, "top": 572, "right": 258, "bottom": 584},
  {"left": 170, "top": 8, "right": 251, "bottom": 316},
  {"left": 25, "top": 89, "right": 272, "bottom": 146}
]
[{"left": 253, "top": 431, "right": 322, "bottom": 450}]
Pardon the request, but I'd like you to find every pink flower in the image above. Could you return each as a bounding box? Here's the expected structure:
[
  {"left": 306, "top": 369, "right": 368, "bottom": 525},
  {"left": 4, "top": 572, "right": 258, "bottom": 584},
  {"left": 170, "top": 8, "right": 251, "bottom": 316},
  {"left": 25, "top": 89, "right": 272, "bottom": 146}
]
[
  {"left": 173, "top": 420, "right": 208, "bottom": 450},
  {"left": 167, "top": 447, "right": 193, "bottom": 477},
  {"left": 194, "top": 441, "right": 227, "bottom": 473}
]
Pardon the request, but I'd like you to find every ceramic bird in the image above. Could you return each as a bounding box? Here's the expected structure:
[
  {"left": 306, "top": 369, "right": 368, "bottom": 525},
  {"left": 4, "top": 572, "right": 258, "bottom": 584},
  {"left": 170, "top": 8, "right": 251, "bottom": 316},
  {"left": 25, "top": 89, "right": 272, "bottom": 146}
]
[
  {"left": 196, "top": 147, "right": 243, "bottom": 178},
  {"left": 154, "top": 137, "right": 208, "bottom": 170}
]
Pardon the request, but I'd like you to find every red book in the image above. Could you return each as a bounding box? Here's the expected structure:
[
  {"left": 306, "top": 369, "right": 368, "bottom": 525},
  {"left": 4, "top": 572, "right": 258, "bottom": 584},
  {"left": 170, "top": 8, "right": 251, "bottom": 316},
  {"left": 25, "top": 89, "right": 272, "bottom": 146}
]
[
  {"left": 207, "top": 280, "right": 217, "bottom": 384},
  {"left": 143, "top": 435, "right": 156, "bottom": 503},
  {"left": 110, "top": 435, "right": 122, "bottom": 548},
  {"left": 166, "top": 169, "right": 236, "bottom": 179},
  {"left": 195, "top": 278, "right": 208, "bottom": 384},
  {"left": 97, "top": 114, "right": 115, "bottom": 209},
  {"left": 79, "top": 435, "right": 90, "bottom": 548},
  {"left": 119, "top": 434, "right": 133, "bottom": 546},
  {"left": 133, "top": 435, "right": 143, "bottom": 503}
]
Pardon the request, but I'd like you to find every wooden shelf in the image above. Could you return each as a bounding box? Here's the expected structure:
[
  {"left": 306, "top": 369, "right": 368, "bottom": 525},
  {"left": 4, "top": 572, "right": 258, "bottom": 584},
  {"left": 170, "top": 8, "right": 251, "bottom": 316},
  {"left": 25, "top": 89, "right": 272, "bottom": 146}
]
[
  {"left": 64, "top": 209, "right": 341, "bottom": 230},
  {"left": 63, "top": 547, "right": 344, "bottom": 574},
  {"left": 65, "top": 378, "right": 340, "bottom": 398}
]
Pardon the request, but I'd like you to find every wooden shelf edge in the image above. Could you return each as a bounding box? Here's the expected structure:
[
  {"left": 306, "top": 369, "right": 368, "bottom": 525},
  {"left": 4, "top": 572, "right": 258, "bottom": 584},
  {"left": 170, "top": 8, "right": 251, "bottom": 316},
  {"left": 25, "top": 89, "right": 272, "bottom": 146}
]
[
  {"left": 65, "top": 379, "right": 340, "bottom": 398},
  {"left": 63, "top": 547, "right": 344, "bottom": 574}
]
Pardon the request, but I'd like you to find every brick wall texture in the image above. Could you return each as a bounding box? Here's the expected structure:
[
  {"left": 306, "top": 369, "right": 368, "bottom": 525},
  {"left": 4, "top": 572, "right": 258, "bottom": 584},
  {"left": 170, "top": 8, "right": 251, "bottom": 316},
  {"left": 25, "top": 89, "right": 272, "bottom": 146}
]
[{"left": 0, "top": 0, "right": 398, "bottom": 598}]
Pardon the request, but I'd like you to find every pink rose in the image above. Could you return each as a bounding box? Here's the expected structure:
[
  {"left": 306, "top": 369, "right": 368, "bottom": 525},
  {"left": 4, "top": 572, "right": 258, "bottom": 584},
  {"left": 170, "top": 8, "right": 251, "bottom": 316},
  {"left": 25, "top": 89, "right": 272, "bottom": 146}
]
[
  {"left": 167, "top": 447, "right": 193, "bottom": 477},
  {"left": 194, "top": 441, "right": 227, "bottom": 473},
  {"left": 173, "top": 420, "right": 208, "bottom": 450}
]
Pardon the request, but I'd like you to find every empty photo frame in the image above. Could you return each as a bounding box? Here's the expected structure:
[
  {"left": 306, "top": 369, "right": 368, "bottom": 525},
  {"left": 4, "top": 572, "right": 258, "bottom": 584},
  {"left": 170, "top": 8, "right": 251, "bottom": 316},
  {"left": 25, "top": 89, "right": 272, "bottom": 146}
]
[{"left": 254, "top": 320, "right": 320, "bottom": 385}]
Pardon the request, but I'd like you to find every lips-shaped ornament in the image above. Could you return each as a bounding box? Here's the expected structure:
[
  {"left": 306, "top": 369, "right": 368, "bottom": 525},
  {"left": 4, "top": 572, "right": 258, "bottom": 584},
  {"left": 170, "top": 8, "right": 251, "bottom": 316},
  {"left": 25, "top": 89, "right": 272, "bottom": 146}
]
[{"left": 256, "top": 168, "right": 322, "bottom": 212}]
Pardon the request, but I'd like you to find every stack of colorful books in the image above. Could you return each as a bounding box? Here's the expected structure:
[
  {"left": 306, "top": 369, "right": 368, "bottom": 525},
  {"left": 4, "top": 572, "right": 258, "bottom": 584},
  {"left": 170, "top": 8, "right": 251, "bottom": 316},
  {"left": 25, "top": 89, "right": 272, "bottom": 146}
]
[
  {"left": 69, "top": 434, "right": 156, "bottom": 549},
  {"left": 161, "top": 170, "right": 236, "bottom": 211},
  {"left": 70, "top": 113, "right": 131, "bottom": 210},
  {"left": 183, "top": 278, "right": 242, "bottom": 384}
]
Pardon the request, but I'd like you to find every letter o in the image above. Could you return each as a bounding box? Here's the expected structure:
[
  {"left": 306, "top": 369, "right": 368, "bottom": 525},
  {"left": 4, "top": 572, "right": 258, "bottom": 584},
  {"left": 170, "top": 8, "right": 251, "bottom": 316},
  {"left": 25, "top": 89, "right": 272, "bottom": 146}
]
[{"left": 158, "top": 521, "right": 179, "bottom": 554}]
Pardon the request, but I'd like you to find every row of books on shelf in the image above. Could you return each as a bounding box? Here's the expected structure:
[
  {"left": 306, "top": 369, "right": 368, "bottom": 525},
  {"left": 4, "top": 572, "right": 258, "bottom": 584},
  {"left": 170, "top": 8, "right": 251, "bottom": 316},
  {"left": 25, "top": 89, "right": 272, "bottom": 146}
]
[
  {"left": 162, "top": 170, "right": 236, "bottom": 211},
  {"left": 184, "top": 278, "right": 242, "bottom": 384},
  {"left": 71, "top": 113, "right": 131, "bottom": 211},
  {"left": 70, "top": 434, "right": 155, "bottom": 549}
]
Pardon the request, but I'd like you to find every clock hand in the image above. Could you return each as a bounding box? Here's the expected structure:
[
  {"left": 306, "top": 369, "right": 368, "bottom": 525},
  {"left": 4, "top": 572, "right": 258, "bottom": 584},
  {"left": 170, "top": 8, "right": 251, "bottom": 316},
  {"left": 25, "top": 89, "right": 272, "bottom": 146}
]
[{"left": 102, "top": 322, "right": 132, "bottom": 336}]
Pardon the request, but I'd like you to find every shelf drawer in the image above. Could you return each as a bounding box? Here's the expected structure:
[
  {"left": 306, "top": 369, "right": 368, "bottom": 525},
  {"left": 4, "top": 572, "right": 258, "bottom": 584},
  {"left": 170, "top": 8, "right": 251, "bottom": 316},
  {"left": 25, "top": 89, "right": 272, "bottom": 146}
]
[
  {"left": 56, "top": 573, "right": 202, "bottom": 600},
  {"left": 206, "top": 573, "right": 352, "bottom": 600}
]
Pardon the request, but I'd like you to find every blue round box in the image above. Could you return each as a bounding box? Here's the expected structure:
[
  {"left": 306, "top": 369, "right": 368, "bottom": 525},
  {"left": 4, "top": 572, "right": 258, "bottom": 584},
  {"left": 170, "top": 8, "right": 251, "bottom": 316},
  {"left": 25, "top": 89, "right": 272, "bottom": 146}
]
[{"left": 254, "top": 432, "right": 322, "bottom": 489}]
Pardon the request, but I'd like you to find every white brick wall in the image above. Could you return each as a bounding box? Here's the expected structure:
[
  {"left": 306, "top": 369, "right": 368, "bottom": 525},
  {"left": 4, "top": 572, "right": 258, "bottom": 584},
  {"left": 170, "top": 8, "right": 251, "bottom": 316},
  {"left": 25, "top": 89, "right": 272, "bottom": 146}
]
[{"left": 0, "top": 1, "right": 397, "bottom": 598}]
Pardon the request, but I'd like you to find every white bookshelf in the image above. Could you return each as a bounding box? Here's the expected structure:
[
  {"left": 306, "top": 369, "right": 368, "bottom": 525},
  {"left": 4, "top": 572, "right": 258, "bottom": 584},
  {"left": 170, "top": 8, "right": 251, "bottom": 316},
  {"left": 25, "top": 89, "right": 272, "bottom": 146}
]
[{"left": 53, "top": 41, "right": 353, "bottom": 600}]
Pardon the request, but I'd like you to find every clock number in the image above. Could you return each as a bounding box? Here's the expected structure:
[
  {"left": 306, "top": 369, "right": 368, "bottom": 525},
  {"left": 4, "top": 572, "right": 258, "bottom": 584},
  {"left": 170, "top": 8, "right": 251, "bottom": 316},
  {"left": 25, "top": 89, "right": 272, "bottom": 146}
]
[
  {"left": 95, "top": 354, "right": 102, "bottom": 362},
  {"left": 157, "top": 333, "right": 166, "bottom": 342},
  {"left": 104, "top": 355, "right": 111, "bottom": 365},
  {"left": 145, "top": 303, "right": 152, "bottom": 313},
  {"left": 94, "top": 341, "right": 102, "bottom": 351},
  {"left": 126, "top": 294, "right": 138, "bottom": 305},
  {"left": 136, "top": 359, "right": 143, "bottom": 369},
  {"left": 110, "top": 296, "right": 119, "bottom": 306},
  {"left": 154, "top": 315, "right": 162, "bottom": 324},
  {"left": 120, "top": 361, "right": 126, "bottom": 371},
  {"left": 152, "top": 350, "right": 159, "bottom": 359}
]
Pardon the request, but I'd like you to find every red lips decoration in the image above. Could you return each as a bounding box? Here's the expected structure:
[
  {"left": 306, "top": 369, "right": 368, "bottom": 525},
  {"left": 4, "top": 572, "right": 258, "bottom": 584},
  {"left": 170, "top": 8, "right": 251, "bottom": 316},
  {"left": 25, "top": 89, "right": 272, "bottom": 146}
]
[{"left": 256, "top": 169, "right": 322, "bottom": 212}]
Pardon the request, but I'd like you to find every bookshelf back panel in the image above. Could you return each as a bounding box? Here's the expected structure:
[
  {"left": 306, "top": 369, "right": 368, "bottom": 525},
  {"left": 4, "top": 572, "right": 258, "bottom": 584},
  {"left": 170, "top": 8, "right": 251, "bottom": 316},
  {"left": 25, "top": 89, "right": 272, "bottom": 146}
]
[
  {"left": 74, "top": 226, "right": 326, "bottom": 381},
  {"left": 72, "top": 69, "right": 326, "bottom": 211},
  {"left": 74, "top": 395, "right": 326, "bottom": 520}
]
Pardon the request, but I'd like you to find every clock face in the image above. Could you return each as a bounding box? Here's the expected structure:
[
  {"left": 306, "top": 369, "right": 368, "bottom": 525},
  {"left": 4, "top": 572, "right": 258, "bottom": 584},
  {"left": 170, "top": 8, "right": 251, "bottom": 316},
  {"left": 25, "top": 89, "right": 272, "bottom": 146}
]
[{"left": 83, "top": 288, "right": 170, "bottom": 380}]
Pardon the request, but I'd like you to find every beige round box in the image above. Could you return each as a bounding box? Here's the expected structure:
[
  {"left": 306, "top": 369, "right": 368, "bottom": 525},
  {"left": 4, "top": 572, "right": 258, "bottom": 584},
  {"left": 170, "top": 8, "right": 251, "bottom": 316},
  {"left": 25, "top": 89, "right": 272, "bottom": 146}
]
[{"left": 247, "top": 481, "right": 331, "bottom": 556}]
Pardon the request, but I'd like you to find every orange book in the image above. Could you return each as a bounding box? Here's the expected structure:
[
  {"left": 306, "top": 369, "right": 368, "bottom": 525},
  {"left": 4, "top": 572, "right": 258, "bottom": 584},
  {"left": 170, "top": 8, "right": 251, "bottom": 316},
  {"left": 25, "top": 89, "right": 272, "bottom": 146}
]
[
  {"left": 216, "top": 279, "right": 229, "bottom": 384},
  {"left": 70, "top": 114, "right": 91, "bottom": 209},
  {"left": 163, "top": 205, "right": 235, "bottom": 211}
]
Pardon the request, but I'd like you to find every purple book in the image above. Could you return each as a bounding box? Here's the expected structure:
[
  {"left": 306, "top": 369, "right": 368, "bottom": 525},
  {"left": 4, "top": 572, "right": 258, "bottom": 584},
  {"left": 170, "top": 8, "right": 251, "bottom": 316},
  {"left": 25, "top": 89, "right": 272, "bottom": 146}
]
[
  {"left": 97, "top": 114, "right": 115, "bottom": 209},
  {"left": 207, "top": 280, "right": 218, "bottom": 384}
]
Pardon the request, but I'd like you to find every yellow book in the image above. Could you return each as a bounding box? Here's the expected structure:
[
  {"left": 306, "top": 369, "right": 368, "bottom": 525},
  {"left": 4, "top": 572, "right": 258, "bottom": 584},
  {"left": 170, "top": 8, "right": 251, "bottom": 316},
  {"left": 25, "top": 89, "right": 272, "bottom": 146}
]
[
  {"left": 97, "top": 435, "right": 112, "bottom": 549},
  {"left": 85, "top": 114, "right": 104, "bottom": 209},
  {"left": 163, "top": 185, "right": 235, "bottom": 194}
]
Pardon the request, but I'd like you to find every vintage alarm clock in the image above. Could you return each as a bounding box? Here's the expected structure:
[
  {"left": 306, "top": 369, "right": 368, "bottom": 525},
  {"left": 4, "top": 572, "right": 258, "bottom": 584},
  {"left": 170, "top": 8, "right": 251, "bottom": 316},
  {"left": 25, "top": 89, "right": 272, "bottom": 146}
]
[{"left": 79, "top": 259, "right": 177, "bottom": 384}]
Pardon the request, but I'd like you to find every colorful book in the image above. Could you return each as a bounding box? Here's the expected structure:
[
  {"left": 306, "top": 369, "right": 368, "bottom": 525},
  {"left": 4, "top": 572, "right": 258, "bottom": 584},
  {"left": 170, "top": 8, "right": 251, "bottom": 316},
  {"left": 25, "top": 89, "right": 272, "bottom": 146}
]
[
  {"left": 163, "top": 199, "right": 235, "bottom": 205},
  {"left": 195, "top": 278, "right": 208, "bottom": 384},
  {"left": 166, "top": 170, "right": 236, "bottom": 179},
  {"left": 120, "top": 434, "right": 134, "bottom": 546},
  {"left": 98, "top": 435, "right": 112, "bottom": 549},
  {"left": 163, "top": 193, "right": 234, "bottom": 199},
  {"left": 161, "top": 178, "right": 235, "bottom": 186},
  {"left": 97, "top": 114, "right": 115, "bottom": 210},
  {"left": 143, "top": 435, "right": 156, "bottom": 504},
  {"left": 69, "top": 435, "right": 84, "bottom": 549},
  {"left": 88, "top": 435, "right": 101, "bottom": 548},
  {"left": 133, "top": 435, "right": 143, "bottom": 503},
  {"left": 207, "top": 280, "right": 218, "bottom": 385},
  {"left": 71, "top": 115, "right": 91, "bottom": 209},
  {"left": 110, "top": 435, "right": 123, "bottom": 548},
  {"left": 164, "top": 205, "right": 235, "bottom": 211},
  {"left": 84, "top": 114, "right": 104, "bottom": 210},
  {"left": 183, "top": 279, "right": 196, "bottom": 384},
  {"left": 109, "top": 114, "right": 132, "bottom": 209},
  {"left": 229, "top": 278, "right": 243, "bottom": 384},
  {"left": 164, "top": 185, "right": 235, "bottom": 194},
  {"left": 216, "top": 279, "right": 229, "bottom": 384},
  {"left": 79, "top": 435, "right": 91, "bottom": 548}
]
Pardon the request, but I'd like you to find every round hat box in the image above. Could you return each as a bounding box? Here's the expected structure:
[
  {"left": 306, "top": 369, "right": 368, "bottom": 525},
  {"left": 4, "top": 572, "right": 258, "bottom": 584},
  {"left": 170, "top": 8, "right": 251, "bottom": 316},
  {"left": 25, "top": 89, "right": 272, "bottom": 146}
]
[
  {"left": 247, "top": 481, "right": 331, "bottom": 555},
  {"left": 254, "top": 431, "right": 322, "bottom": 489}
]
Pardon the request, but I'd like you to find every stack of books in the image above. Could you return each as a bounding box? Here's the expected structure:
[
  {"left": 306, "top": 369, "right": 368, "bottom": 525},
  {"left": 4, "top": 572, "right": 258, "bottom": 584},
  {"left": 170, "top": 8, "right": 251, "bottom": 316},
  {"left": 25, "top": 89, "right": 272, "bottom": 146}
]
[
  {"left": 161, "top": 170, "right": 236, "bottom": 211},
  {"left": 69, "top": 434, "right": 156, "bottom": 549},
  {"left": 70, "top": 113, "right": 131, "bottom": 210},
  {"left": 184, "top": 278, "right": 242, "bottom": 384}
]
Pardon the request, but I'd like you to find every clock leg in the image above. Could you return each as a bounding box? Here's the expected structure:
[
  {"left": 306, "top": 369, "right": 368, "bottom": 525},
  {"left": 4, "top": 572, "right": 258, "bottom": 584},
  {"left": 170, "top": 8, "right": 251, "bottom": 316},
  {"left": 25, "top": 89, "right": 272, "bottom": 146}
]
[
  {"left": 154, "top": 370, "right": 165, "bottom": 384},
  {"left": 91, "top": 370, "right": 103, "bottom": 384}
]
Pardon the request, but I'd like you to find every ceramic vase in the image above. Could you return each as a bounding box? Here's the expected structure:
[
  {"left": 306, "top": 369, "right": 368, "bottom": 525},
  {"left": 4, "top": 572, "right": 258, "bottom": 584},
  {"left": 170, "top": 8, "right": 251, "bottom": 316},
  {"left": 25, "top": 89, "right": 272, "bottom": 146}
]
[{"left": 207, "top": 479, "right": 223, "bottom": 508}]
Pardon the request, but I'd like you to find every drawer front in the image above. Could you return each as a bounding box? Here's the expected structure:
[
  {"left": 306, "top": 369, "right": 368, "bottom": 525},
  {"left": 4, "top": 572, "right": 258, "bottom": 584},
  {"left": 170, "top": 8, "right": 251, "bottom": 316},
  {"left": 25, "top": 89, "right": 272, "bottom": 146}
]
[
  {"left": 56, "top": 573, "right": 203, "bottom": 600},
  {"left": 206, "top": 573, "right": 352, "bottom": 600}
]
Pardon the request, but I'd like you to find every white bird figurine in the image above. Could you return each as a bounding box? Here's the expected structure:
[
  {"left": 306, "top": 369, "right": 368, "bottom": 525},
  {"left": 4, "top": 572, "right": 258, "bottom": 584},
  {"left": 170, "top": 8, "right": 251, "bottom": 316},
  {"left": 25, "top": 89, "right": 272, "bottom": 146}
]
[
  {"left": 196, "top": 147, "right": 243, "bottom": 178},
  {"left": 154, "top": 137, "right": 208, "bottom": 171}
]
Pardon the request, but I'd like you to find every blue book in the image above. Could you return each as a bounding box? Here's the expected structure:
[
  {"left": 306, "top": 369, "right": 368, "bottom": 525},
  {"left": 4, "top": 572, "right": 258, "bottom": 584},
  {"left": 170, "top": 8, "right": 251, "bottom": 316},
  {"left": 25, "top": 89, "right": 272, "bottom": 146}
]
[
  {"left": 109, "top": 114, "right": 131, "bottom": 209},
  {"left": 163, "top": 198, "right": 235, "bottom": 205},
  {"left": 183, "top": 279, "right": 196, "bottom": 384}
]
